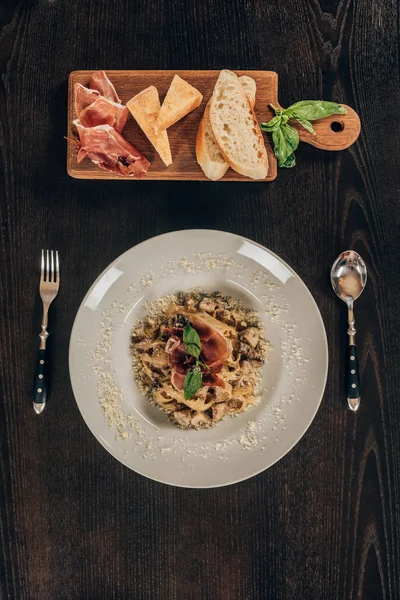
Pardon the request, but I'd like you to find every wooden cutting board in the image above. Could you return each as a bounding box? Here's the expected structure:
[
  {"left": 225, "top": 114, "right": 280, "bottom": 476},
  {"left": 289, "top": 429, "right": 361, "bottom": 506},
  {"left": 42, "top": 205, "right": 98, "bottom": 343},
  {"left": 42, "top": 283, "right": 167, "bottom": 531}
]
[{"left": 67, "top": 70, "right": 361, "bottom": 181}]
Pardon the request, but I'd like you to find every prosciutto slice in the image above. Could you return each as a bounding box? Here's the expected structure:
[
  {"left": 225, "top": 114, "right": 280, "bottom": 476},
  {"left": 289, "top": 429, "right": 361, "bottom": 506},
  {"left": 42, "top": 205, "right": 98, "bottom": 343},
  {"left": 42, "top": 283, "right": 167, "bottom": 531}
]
[
  {"left": 89, "top": 70, "right": 121, "bottom": 103},
  {"left": 71, "top": 72, "right": 150, "bottom": 176},
  {"left": 191, "top": 319, "right": 231, "bottom": 368},
  {"left": 74, "top": 83, "right": 100, "bottom": 116},
  {"left": 78, "top": 97, "right": 129, "bottom": 133},
  {"left": 74, "top": 122, "right": 150, "bottom": 177},
  {"left": 165, "top": 321, "right": 230, "bottom": 392}
]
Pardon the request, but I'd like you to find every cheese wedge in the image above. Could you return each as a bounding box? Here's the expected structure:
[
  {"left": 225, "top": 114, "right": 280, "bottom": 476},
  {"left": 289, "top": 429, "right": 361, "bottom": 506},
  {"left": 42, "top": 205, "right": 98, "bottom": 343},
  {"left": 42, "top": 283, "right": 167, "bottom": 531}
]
[
  {"left": 196, "top": 75, "right": 256, "bottom": 181},
  {"left": 127, "top": 86, "right": 172, "bottom": 166},
  {"left": 210, "top": 70, "right": 268, "bottom": 180},
  {"left": 155, "top": 75, "right": 203, "bottom": 132}
]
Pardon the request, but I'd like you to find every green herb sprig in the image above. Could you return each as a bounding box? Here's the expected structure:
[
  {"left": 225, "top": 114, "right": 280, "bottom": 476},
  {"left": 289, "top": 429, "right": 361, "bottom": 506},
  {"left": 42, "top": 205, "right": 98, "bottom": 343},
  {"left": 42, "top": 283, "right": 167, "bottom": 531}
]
[
  {"left": 260, "top": 101, "right": 347, "bottom": 168},
  {"left": 182, "top": 323, "right": 209, "bottom": 400}
]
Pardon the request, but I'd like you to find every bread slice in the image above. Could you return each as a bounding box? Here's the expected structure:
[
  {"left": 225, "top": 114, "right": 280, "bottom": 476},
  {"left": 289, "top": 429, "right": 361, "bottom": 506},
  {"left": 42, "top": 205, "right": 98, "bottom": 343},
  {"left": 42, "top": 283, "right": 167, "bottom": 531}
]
[
  {"left": 127, "top": 86, "right": 172, "bottom": 166},
  {"left": 209, "top": 70, "right": 268, "bottom": 180},
  {"left": 238, "top": 76, "right": 257, "bottom": 106},
  {"left": 155, "top": 75, "right": 203, "bottom": 132},
  {"left": 196, "top": 75, "right": 256, "bottom": 181}
]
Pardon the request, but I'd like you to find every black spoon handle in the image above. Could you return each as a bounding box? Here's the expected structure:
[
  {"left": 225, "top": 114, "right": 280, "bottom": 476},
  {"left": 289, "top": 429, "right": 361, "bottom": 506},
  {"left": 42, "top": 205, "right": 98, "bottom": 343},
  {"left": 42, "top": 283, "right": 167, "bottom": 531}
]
[
  {"left": 33, "top": 348, "right": 48, "bottom": 412},
  {"left": 347, "top": 344, "right": 360, "bottom": 411},
  {"left": 345, "top": 301, "right": 360, "bottom": 411}
]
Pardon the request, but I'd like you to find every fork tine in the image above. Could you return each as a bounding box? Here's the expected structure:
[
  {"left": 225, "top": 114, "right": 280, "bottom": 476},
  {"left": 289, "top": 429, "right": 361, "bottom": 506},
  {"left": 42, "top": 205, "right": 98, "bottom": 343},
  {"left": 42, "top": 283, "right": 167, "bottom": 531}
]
[
  {"left": 51, "top": 250, "right": 55, "bottom": 283},
  {"left": 40, "top": 249, "right": 45, "bottom": 282},
  {"left": 55, "top": 251, "right": 59, "bottom": 283},
  {"left": 46, "top": 250, "right": 49, "bottom": 283}
]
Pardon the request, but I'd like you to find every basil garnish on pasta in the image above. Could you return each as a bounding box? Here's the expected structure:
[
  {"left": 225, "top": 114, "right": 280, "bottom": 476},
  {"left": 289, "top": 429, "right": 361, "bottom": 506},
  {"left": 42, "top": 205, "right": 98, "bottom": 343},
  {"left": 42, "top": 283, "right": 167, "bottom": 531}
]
[
  {"left": 183, "top": 323, "right": 201, "bottom": 359},
  {"left": 183, "top": 323, "right": 204, "bottom": 399}
]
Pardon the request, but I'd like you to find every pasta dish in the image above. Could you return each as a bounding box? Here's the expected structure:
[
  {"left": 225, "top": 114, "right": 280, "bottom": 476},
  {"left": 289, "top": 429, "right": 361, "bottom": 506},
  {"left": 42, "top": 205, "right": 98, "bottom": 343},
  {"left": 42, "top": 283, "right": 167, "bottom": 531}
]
[{"left": 131, "top": 290, "right": 269, "bottom": 429}]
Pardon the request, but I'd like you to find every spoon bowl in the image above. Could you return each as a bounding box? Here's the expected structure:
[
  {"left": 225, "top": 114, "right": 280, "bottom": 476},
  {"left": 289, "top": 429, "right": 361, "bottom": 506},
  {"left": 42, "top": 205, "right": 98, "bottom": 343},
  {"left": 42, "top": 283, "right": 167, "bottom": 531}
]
[{"left": 331, "top": 251, "right": 367, "bottom": 306}]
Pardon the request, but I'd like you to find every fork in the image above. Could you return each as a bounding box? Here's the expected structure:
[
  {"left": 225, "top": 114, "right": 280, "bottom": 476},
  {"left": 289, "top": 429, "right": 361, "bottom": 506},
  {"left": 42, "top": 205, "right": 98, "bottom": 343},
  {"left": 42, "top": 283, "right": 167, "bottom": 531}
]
[{"left": 33, "top": 250, "right": 60, "bottom": 414}]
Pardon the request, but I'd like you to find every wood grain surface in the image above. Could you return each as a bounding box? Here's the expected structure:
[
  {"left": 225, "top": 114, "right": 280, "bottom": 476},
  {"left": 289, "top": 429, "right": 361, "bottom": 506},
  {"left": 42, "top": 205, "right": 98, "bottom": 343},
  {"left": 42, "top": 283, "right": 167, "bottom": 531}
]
[{"left": 0, "top": 1, "right": 399, "bottom": 599}]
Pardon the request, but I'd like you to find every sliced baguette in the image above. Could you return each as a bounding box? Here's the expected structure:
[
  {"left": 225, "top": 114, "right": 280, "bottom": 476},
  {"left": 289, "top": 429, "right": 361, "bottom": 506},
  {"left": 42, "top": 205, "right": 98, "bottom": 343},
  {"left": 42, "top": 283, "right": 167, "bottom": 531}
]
[
  {"left": 209, "top": 70, "right": 268, "bottom": 180},
  {"left": 238, "top": 76, "right": 257, "bottom": 106},
  {"left": 155, "top": 75, "right": 203, "bottom": 132},
  {"left": 196, "top": 75, "right": 256, "bottom": 181},
  {"left": 127, "top": 86, "right": 172, "bottom": 166}
]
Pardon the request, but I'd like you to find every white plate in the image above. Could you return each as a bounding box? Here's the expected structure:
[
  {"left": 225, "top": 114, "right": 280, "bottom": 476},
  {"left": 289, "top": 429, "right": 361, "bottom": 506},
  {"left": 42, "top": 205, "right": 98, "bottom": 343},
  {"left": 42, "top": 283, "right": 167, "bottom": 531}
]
[{"left": 69, "top": 230, "right": 328, "bottom": 488}]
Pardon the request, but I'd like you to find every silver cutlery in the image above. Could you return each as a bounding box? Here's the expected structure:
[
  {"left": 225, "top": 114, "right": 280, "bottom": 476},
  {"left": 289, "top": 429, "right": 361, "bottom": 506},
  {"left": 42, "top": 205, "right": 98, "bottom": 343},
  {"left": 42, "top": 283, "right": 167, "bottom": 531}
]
[
  {"left": 33, "top": 250, "right": 60, "bottom": 414},
  {"left": 331, "top": 250, "right": 367, "bottom": 412}
]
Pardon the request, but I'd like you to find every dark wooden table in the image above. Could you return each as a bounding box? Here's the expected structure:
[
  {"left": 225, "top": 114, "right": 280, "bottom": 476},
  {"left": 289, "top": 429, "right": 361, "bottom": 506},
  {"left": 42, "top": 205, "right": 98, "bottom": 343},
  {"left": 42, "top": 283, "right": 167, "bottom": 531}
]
[{"left": 1, "top": 1, "right": 399, "bottom": 599}]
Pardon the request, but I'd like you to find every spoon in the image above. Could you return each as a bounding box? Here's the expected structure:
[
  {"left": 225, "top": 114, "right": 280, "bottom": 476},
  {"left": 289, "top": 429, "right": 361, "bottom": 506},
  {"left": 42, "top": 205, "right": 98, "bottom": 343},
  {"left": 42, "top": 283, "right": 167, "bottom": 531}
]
[{"left": 331, "top": 250, "right": 367, "bottom": 412}]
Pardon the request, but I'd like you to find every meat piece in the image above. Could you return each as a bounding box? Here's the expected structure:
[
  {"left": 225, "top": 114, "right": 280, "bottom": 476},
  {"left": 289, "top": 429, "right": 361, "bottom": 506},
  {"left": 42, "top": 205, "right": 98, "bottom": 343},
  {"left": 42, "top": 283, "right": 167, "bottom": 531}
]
[
  {"left": 74, "top": 83, "right": 101, "bottom": 116},
  {"left": 191, "top": 411, "right": 212, "bottom": 428},
  {"left": 173, "top": 409, "right": 192, "bottom": 428},
  {"left": 165, "top": 319, "right": 230, "bottom": 392},
  {"left": 170, "top": 371, "right": 186, "bottom": 391},
  {"left": 90, "top": 70, "right": 121, "bottom": 103},
  {"left": 211, "top": 402, "right": 228, "bottom": 422},
  {"left": 166, "top": 334, "right": 225, "bottom": 392},
  {"left": 213, "top": 384, "right": 231, "bottom": 402},
  {"left": 238, "top": 341, "right": 262, "bottom": 361},
  {"left": 151, "top": 347, "right": 169, "bottom": 369},
  {"left": 240, "top": 327, "right": 260, "bottom": 348},
  {"left": 74, "top": 122, "right": 150, "bottom": 177},
  {"left": 165, "top": 336, "right": 182, "bottom": 355},
  {"left": 191, "top": 319, "right": 231, "bottom": 368},
  {"left": 199, "top": 297, "right": 217, "bottom": 313},
  {"left": 228, "top": 397, "right": 244, "bottom": 410},
  {"left": 166, "top": 335, "right": 193, "bottom": 391},
  {"left": 203, "top": 372, "right": 225, "bottom": 388},
  {"left": 79, "top": 97, "right": 129, "bottom": 133}
]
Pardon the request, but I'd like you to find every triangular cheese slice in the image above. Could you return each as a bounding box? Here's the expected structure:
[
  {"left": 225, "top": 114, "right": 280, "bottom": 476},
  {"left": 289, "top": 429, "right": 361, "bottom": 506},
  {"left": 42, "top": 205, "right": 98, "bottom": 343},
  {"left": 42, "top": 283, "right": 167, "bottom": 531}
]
[
  {"left": 155, "top": 75, "right": 203, "bottom": 132},
  {"left": 127, "top": 86, "right": 172, "bottom": 166}
]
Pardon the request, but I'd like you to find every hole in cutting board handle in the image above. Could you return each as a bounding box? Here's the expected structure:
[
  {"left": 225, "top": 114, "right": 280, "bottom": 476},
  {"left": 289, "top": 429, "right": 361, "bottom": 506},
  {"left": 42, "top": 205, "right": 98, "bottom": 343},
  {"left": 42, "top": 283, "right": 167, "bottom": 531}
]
[{"left": 331, "top": 121, "right": 344, "bottom": 132}]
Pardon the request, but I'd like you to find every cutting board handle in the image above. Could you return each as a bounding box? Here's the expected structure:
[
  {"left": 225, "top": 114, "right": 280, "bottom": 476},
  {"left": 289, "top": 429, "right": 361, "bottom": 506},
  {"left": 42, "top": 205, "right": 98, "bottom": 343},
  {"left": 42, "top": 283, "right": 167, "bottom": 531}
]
[{"left": 296, "top": 104, "right": 361, "bottom": 151}]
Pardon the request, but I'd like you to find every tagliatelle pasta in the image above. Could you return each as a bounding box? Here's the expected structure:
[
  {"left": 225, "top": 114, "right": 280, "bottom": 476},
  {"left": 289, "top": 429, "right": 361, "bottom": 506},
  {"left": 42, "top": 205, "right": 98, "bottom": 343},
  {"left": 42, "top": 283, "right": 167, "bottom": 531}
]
[{"left": 131, "top": 290, "right": 270, "bottom": 429}]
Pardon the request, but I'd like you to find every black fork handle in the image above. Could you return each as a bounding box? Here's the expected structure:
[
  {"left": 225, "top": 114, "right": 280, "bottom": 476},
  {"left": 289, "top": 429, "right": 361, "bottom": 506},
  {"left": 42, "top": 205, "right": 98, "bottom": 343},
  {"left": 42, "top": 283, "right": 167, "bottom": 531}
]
[{"left": 33, "top": 348, "right": 47, "bottom": 412}]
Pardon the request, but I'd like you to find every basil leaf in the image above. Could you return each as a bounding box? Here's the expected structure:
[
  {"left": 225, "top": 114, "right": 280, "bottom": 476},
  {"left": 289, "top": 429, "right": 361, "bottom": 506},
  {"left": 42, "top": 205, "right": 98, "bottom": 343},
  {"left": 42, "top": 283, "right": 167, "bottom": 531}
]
[
  {"left": 184, "top": 366, "right": 202, "bottom": 400},
  {"left": 272, "top": 124, "right": 299, "bottom": 167},
  {"left": 294, "top": 117, "right": 315, "bottom": 135},
  {"left": 260, "top": 115, "right": 281, "bottom": 132},
  {"left": 183, "top": 323, "right": 201, "bottom": 358},
  {"left": 280, "top": 153, "right": 296, "bottom": 168},
  {"left": 287, "top": 100, "right": 346, "bottom": 121}
]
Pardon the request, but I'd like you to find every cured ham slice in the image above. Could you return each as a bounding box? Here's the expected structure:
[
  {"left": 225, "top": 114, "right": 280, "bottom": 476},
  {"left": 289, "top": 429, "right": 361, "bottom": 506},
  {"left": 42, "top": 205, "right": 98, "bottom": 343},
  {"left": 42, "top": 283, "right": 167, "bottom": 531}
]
[
  {"left": 71, "top": 71, "right": 151, "bottom": 176},
  {"left": 191, "top": 319, "right": 231, "bottom": 368},
  {"left": 74, "top": 83, "right": 100, "bottom": 116},
  {"left": 78, "top": 97, "right": 129, "bottom": 133},
  {"left": 171, "top": 371, "right": 186, "bottom": 391},
  {"left": 165, "top": 322, "right": 230, "bottom": 392},
  {"left": 74, "top": 122, "right": 150, "bottom": 177},
  {"left": 90, "top": 70, "right": 121, "bottom": 103}
]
